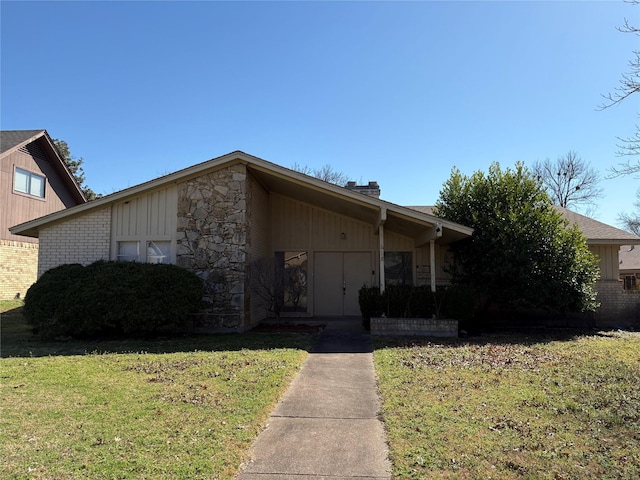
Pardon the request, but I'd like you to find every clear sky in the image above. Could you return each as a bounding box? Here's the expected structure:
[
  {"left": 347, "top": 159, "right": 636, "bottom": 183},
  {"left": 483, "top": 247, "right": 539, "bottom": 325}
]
[{"left": 1, "top": 1, "right": 638, "bottom": 228}]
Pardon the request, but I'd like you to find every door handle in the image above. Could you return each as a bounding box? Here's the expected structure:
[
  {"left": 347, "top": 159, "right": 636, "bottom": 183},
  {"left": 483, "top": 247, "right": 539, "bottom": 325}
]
[{"left": 343, "top": 281, "right": 346, "bottom": 295}]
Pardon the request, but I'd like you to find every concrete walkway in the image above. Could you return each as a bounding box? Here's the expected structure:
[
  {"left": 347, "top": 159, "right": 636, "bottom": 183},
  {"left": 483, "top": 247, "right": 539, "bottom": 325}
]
[{"left": 236, "top": 319, "right": 392, "bottom": 479}]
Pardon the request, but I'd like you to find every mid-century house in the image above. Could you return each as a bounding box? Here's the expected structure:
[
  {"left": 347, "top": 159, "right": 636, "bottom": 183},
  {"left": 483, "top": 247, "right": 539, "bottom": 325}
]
[
  {"left": 10, "top": 151, "right": 472, "bottom": 330},
  {"left": 0, "top": 130, "right": 86, "bottom": 299},
  {"left": 10, "top": 150, "right": 640, "bottom": 328},
  {"left": 619, "top": 245, "right": 640, "bottom": 291}
]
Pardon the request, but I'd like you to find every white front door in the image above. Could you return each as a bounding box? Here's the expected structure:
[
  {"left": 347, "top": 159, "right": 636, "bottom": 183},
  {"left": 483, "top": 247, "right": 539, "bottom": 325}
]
[{"left": 314, "top": 252, "right": 372, "bottom": 316}]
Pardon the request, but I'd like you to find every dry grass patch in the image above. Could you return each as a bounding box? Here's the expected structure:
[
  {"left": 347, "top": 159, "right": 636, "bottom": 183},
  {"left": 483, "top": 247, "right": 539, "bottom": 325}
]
[
  {"left": 374, "top": 331, "right": 640, "bottom": 479},
  {"left": 1, "top": 301, "right": 316, "bottom": 479}
]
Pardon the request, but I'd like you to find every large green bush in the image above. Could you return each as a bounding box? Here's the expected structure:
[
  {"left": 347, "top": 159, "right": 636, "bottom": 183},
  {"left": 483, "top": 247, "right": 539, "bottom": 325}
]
[{"left": 25, "top": 261, "right": 204, "bottom": 339}]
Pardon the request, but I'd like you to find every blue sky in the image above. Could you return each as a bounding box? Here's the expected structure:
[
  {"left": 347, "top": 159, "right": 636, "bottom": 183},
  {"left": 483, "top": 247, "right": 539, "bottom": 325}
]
[{"left": 2, "top": 1, "right": 638, "bottom": 228}]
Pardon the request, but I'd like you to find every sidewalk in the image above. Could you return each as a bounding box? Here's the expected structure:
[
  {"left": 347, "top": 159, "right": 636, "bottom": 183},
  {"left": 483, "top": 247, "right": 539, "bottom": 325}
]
[{"left": 236, "top": 319, "right": 392, "bottom": 479}]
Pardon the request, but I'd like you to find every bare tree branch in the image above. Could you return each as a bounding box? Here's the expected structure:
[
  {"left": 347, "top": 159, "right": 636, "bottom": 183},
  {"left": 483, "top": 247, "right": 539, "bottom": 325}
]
[
  {"left": 291, "top": 163, "right": 350, "bottom": 186},
  {"left": 533, "top": 151, "right": 603, "bottom": 210},
  {"left": 600, "top": 0, "right": 640, "bottom": 162},
  {"left": 617, "top": 188, "right": 640, "bottom": 235}
]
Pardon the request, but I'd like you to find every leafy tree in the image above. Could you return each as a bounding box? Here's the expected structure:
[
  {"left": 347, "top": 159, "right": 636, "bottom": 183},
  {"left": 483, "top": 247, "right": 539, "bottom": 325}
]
[
  {"left": 533, "top": 151, "right": 602, "bottom": 213},
  {"left": 52, "top": 138, "right": 100, "bottom": 200},
  {"left": 291, "top": 162, "right": 350, "bottom": 186},
  {"left": 434, "top": 162, "right": 600, "bottom": 320},
  {"left": 618, "top": 189, "right": 640, "bottom": 235}
]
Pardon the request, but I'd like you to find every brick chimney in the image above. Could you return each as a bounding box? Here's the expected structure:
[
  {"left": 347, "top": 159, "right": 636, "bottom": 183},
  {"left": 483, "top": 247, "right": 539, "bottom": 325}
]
[{"left": 345, "top": 181, "right": 380, "bottom": 199}]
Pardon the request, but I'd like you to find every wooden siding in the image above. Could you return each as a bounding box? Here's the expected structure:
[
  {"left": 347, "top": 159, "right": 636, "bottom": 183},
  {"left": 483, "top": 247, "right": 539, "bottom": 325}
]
[
  {"left": 248, "top": 172, "right": 272, "bottom": 324},
  {"left": 590, "top": 245, "right": 620, "bottom": 281},
  {"left": 272, "top": 194, "right": 377, "bottom": 252},
  {"left": 1, "top": 143, "right": 78, "bottom": 243},
  {"left": 111, "top": 185, "right": 178, "bottom": 259}
]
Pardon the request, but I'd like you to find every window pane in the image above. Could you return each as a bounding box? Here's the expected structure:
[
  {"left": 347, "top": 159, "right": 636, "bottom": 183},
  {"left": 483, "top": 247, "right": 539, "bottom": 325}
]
[
  {"left": 282, "top": 251, "right": 307, "bottom": 312},
  {"left": 147, "top": 241, "right": 171, "bottom": 264},
  {"left": 30, "top": 174, "right": 45, "bottom": 197},
  {"left": 117, "top": 241, "right": 139, "bottom": 262},
  {"left": 14, "top": 169, "right": 29, "bottom": 193},
  {"left": 385, "top": 252, "right": 413, "bottom": 286}
]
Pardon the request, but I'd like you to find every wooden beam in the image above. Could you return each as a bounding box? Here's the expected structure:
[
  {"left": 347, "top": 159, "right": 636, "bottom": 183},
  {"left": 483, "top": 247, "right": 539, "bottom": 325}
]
[{"left": 414, "top": 222, "right": 443, "bottom": 247}]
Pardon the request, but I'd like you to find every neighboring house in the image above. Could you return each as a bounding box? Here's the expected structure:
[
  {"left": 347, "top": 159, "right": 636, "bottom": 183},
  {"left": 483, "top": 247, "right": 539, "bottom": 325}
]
[
  {"left": 619, "top": 245, "right": 640, "bottom": 291},
  {"left": 410, "top": 205, "right": 640, "bottom": 326},
  {"left": 1, "top": 130, "right": 86, "bottom": 299},
  {"left": 553, "top": 207, "right": 640, "bottom": 326},
  {"left": 10, "top": 151, "right": 472, "bottom": 330}
]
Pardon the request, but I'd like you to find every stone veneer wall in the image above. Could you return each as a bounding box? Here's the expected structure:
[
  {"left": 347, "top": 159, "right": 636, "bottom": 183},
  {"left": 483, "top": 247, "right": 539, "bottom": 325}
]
[
  {"left": 0, "top": 240, "right": 39, "bottom": 299},
  {"left": 594, "top": 280, "right": 640, "bottom": 328},
  {"left": 176, "top": 164, "right": 248, "bottom": 330}
]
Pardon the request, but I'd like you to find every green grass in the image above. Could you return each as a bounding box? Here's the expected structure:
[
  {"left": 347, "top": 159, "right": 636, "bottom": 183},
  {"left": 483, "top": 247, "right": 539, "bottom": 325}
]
[
  {"left": 374, "top": 331, "right": 640, "bottom": 479},
  {"left": 1, "top": 300, "right": 317, "bottom": 479}
]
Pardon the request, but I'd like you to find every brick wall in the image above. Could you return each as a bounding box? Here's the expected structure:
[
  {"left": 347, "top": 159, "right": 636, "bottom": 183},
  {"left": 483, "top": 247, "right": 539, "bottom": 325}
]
[
  {"left": 37, "top": 207, "right": 112, "bottom": 276},
  {"left": 0, "top": 240, "right": 39, "bottom": 299},
  {"left": 594, "top": 280, "right": 640, "bottom": 328},
  {"left": 371, "top": 317, "right": 458, "bottom": 337}
]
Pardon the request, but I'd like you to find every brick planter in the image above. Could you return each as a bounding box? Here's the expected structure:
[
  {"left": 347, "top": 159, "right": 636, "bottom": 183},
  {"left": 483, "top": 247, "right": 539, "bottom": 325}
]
[{"left": 370, "top": 317, "right": 458, "bottom": 337}]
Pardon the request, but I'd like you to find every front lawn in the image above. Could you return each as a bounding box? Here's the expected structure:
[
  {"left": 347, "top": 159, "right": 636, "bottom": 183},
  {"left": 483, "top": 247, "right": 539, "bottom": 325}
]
[
  {"left": 374, "top": 331, "right": 640, "bottom": 479},
  {"left": 0, "top": 301, "right": 316, "bottom": 479}
]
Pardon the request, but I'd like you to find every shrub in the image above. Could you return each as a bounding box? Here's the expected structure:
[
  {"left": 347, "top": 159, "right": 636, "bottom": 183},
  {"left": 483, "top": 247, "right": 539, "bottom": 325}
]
[
  {"left": 25, "top": 261, "right": 204, "bottom": 338},
  {"left": 358, "top": 285, "right": 384, "bottom": 330},
  {"left": 358, "top": 283, "right": 477, "bottom": 324}
]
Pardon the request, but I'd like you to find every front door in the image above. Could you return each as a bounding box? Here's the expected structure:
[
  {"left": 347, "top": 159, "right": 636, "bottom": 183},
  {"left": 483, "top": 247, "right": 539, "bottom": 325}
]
[{"left": 314, "top": 252, "right": 372, "bottom": 316}]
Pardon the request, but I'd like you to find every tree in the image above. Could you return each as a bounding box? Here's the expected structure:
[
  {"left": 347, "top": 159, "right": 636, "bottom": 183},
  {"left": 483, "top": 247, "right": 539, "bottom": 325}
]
[
  {"left": 434, "top": 162, "right": 600, "bottom": 320},
  {"left": 291, "top": 162, "right": 350, "bottom": 186},
  {"left": 532, "top": 151, "right": 603, "bottom": 213},
  {"left": 618, "top": 189, "right": 640, "bottom": 235},
  {"left": 52, "top": 138, "right": 100, "bottom": 200},
  {"left": 601, "top": 0, "right": 640, "bottom": 173}
]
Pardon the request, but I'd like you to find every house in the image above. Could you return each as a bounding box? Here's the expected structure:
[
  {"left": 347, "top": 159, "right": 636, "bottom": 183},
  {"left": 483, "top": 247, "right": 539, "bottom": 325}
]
[
  {"left": 553, "top": 207, "right": 640, "bottom": 325},
  {"left": 10, "top": 151, "right": 472, "bottom": 330},
  {"left": 619, "top": 245, "right": 640, "bottom": 291},
  {"left": 1, "top": 130, "right": 86, "bottom": 299}
]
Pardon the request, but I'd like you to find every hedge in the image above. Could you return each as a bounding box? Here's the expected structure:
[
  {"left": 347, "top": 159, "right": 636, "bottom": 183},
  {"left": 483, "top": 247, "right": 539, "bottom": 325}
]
[
  {"left": 24, "top": 261, "right": 204, "bottom": 339},
  {"left": 358, "top": 284, "right": 475, "bottom": 330}
]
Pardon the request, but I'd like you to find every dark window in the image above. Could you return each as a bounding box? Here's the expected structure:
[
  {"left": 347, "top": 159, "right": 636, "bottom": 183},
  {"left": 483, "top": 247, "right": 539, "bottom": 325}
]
[
  {"left": 276, "top": 251, "right": 308, "bottom": 312},
  {"left": 385, "top": 252, "right": 413, "bottom": 286}
]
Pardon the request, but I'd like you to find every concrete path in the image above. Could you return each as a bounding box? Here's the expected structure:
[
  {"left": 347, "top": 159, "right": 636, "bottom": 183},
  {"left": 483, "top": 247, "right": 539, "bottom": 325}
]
[{"left": 236, "top": 319, "right": 392, "bottom": 480}]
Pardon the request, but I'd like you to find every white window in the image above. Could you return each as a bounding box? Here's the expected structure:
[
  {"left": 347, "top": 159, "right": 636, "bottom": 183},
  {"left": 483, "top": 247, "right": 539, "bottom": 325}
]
[
  {"left": 118, "top": 240, "right": 172, "bottom": 263},
  {"left": 15, "top": 168, "right": 45, "bottom": 198},
  {"left": 147, "top": 241, "right": 171, "bottom": 264},
  {"left": 117, "top": 241, "right": 140, "bottom": 262}
]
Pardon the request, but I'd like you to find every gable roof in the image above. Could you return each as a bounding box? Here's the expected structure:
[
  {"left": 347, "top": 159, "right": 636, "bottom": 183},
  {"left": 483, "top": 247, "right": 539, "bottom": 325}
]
[
  {"left": 553, "top": 206, "right": 640, "bottom": 245},
  {"left": 407, "top": 205, "right": 640, "bottom": 246},
  {"left": 619, "top": 245, "right": 640, "bottom": 272},
  {"left": 10, "top": 150, "right": 473, "bottom": 243},
  {"left": 0, "top": 130, "right": 46, "bottom": 154},
  {"left": 1, "top": 129, "right": 86, "bottom": 204}
]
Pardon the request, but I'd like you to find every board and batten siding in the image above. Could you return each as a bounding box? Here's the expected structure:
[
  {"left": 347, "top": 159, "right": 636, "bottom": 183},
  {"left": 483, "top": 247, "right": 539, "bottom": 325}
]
[
  {"left": 271, "top": 194, "right": 377, "bottom": 252},
  {"left": 1, "top": 143, "right": 78, "bottom": 243},
  {"left": 111, "top": 186, "right": 178, "bottom": 261},
  {"left": 589, "top": 244, "right": 621, "bottom": 281},
  {"left": 247, "top": 172, "right": 272, "bottom": 324}
]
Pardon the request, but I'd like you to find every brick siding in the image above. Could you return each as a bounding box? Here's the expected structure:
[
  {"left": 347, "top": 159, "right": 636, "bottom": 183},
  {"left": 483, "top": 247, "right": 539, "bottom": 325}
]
[
  {"left": 0, "top": 240, "right": 39, "bottom": 299},
  {"left": 594, "top": 280, "right": 640, "bottom": 328},
  {"left": 371, "top": 317, "right": 458, "bottom": 337},
  {"left": 37, "top": 207, "right": 112, "bottom": 276}
]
